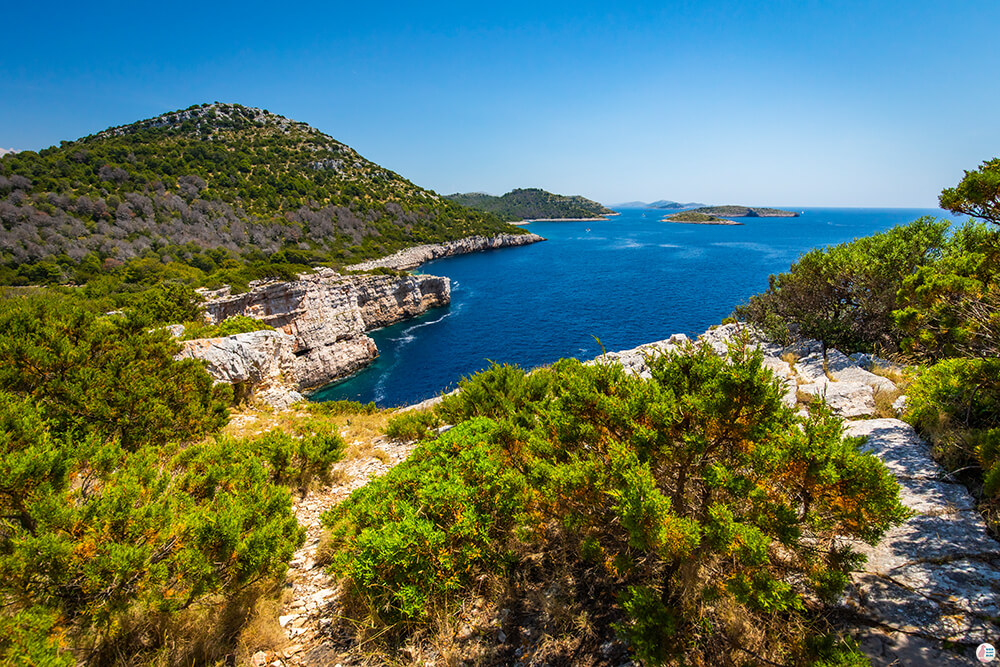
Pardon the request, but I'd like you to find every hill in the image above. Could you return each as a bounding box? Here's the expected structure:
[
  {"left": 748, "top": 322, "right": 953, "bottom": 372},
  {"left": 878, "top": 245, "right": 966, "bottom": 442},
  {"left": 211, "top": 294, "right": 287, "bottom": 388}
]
[
  {"left": 686, "top": 205, "right": 799, "bottom": 217},
  {"left": 0, "top": 103, "right": 522, "bottom": 286},
  {"left": 445, "top": 188, "right": 613, "bottom": 221}
]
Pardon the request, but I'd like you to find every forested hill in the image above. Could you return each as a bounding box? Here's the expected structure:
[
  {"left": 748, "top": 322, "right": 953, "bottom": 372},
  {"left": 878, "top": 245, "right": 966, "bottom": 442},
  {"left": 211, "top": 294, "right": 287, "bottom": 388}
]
[
  {"left": 0, "top": 102, "right": 521, "bottom": 286},
  {"left": 445, "top": 188, "right": 614, "bottom": 221}
]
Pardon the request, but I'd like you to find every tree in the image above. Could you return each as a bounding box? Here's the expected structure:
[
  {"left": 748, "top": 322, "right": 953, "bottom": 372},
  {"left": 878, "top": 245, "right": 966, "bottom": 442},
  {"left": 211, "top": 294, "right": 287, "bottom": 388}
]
[{"left": 940, "top": 158, "right": 1000, "bottom": 224}]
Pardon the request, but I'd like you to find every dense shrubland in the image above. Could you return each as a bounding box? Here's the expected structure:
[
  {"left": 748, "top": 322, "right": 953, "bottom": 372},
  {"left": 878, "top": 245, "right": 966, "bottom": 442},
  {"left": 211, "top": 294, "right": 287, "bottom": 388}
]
[
  {"left": 324, "top": 344, "right": 906, "bottom": 665},
  {"left": 735, "top": 160, "right": 1000, "bottom": 530},
  {"left": 0, "top": 102, "right": 521, "bottom": 291},
  {"left": 0, "top": 294, "right": 344, "bottom": 665},
  {"left": 445, "top": 187, "right": 614, "bottom": 221}
]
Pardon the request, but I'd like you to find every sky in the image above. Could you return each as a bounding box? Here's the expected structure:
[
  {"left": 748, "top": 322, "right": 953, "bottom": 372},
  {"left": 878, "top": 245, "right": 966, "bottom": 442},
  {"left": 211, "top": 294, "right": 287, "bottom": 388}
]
[{"left": 2, "top": 1, "right": 998, "bottom": 207}]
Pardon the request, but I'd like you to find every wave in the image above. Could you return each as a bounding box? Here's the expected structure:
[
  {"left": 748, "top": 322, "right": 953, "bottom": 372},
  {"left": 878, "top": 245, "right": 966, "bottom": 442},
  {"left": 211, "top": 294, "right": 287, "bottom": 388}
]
[{"left": 390, "top": 311, "right": 453, "bottom": 344}]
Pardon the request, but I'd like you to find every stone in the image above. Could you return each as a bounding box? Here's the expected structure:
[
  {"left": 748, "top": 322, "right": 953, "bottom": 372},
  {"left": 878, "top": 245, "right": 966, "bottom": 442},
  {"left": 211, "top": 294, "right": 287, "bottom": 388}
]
[
  {"left": 798, "top": 380, "right": 875, "bottom": 417},
  {"left": 278, "top": 614, "right": 297, "bottom": 628},
  {"left": 177, "top": 329, "right": 303, "bottom": 409},
  {"left": 201, "top": 268, "right": 450, "bottom": 391},
  {"left": 251, "top": 651, "right": 268, "bottom": 667}
]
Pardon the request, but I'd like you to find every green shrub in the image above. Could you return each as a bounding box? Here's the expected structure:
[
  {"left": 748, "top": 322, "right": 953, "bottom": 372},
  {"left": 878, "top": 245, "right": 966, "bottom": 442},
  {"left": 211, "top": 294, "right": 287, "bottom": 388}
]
[
  {"left": 323, "top": 343, "right": 907, "bottom": 664},
  {"left": 907, "top": 357, "right": 1000, "bottom": 498},
  {"left": 181, "top": 314, "right": 274, "bottom": 340},
  {"left": 384, "top": 410, "right": 440, "bottom": 441}
]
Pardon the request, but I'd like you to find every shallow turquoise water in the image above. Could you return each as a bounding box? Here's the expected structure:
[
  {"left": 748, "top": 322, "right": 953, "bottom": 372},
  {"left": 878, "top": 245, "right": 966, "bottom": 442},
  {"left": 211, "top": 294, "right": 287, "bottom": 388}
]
[{"left": 312, "top": 207, "right": 951, "bottom": 407}]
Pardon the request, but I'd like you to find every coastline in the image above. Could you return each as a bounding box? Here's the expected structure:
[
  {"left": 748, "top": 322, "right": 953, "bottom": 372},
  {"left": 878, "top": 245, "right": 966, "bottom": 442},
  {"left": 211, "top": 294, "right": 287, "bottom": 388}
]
[
  {"left": 346, "top": 232, "right": 546, "bottom": 271},
  {"left": 662, "top": 217, "right": 743, "bottom": 226},
  {"left": 512, "top": 213, "right": 619, "bottom": 225}
]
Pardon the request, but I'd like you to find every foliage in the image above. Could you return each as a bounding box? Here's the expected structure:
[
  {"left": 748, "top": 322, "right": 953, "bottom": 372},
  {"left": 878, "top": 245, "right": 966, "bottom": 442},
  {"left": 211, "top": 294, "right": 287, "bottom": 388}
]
[
  {"left": 445, "top": 188, "right": 613, "bottom": 222},
  {"left": 181, "top": 314, "right": 274, "bottom": 340},
  {"left": 0, "top": 296, "right": 306, "bottom": 665},
  {"left": 735, "top": 216, "right": 952, "bottom": 353},
  {"left": 939, "top": 158, "right": 1000, "bottom": 224},
  {"left": 0, "top": 294, "right": 229, "bottom": 450},
  {"left": 0, "top": 102, "right": 524, "bottom": 288},
  {"left": 383, "top": 409, "right": 440, "bottom": 441},
  {"left": 323, "top": 344, "right": 906, "bottom": 664},
  {"left": 178, "top": 428, "right": 345, "bottom": 491},
  {"left": 894, "top": 221, "right": 1000, "bottom": 360},
  {"left": 906, "top": 357, "right": 1000, "bottom": 499},
  {"left": 683, "top": 205, "right": 798, "bottom": 217}
]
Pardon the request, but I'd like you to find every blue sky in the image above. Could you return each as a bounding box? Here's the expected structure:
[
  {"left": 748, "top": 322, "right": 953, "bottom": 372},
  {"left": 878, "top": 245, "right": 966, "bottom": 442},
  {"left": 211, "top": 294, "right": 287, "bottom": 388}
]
[{"left": 2, "top": 1, "right": 998, "bottom": 207}]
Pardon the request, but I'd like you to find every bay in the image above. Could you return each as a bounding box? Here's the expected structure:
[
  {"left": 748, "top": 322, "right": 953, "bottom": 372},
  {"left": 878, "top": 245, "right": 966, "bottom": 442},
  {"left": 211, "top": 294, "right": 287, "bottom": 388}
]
[{"left": 312, "top": 207, "right": 953, "bottom": 407}]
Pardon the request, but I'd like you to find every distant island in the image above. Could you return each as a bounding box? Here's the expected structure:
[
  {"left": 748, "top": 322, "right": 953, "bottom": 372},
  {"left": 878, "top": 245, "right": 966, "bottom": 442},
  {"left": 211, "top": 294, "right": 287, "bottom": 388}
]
[
  {"left": 446, "top": 188, "right": 614, "bottom": 222},
  {"left": 685, "top": 205, "right": 799, "bottom": 218},
  {"left": 611, "top": 199, "right": 705, "bottom": 210},
  {"left": 664, "top": 211, "right": 742, "bottom": 225}
]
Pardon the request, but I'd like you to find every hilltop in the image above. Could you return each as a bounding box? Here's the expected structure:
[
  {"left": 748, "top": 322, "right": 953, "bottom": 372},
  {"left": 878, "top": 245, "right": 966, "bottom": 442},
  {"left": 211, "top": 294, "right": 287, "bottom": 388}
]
[
  {"left": 445, "top": 187, "right": 614, "bottom": 221},
  {"left": 0, "top": 103, "right": 522, "bottom": 286},
  {"left": 685, "top": 205, "right": 799, "bottom": 217}
]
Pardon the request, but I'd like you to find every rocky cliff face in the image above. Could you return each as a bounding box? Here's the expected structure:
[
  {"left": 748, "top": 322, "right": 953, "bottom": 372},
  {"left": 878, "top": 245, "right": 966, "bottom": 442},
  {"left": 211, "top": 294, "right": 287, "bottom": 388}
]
[
  {"left": 200, "top": 268, "right": 450, "bottom": 391},
  {"left": 177, "top": 329, "right": 304, "bottom": 409},
  {"left": 346, "top": 233, "right": 544, "bottom": 271}
]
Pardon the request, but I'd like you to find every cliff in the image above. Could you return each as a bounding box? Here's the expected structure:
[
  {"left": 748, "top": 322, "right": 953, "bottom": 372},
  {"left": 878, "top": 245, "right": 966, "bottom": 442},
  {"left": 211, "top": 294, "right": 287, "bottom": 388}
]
[
  {"left": 176, "top": 329, "right": 304, "bottom": 409},
  {"left": 346, "top": 233, "right": 544, "bottom": 271},
  {"left": 198, "top": 268, "right": 450, "bottom": 391}
]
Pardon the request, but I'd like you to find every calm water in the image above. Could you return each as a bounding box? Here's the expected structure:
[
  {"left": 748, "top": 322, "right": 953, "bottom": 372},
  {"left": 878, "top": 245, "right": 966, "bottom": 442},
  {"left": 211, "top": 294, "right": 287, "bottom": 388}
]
[{"left": 313, "top": 207, "right": 951, "bottom": 407}]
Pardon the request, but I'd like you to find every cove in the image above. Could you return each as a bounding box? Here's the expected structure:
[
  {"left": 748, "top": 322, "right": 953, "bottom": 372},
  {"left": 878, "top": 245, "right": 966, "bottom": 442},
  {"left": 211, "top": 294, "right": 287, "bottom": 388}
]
[{"left": 312, "top": 207, "right": 950, "bottom": 407}]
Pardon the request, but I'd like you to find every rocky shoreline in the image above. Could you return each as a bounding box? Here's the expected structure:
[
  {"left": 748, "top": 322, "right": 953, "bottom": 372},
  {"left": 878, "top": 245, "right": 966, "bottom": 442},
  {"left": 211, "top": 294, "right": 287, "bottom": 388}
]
[
  {"left": 180, "top": 234, "right": 544, "bottom": 405},
  {"left": 346, "top": 232, "right": 544, "bottom": 271}
]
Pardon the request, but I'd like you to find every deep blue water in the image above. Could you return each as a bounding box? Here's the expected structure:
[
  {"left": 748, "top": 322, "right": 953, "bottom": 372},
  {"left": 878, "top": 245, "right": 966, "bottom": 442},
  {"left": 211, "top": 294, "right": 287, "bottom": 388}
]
[{"left": 313, "top": 207, "right": 952, "bottom": 407}]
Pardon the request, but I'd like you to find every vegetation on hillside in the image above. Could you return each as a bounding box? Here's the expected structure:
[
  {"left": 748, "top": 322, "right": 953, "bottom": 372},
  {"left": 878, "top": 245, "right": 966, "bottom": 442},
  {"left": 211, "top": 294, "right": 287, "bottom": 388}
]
[
  {"left": 445, "top": 187, "right": 614, "bottom": 221},
  {"left": 734, "top": 166, "right": 1000, "bottom": 533},
  {"left": 322, "top": 343, "right": 905, "bottom": 665},
  {"left": 0, "top": 103, "right": 522, "bottom": 291},
  {"left": 0, "top": 294, "right": 345, "bottom": 665},
  {"left": 686, "top": 205, "right": 799, "bottom": 218},
  {"left": 665, "top": 211, "right": 740, "bottom": 224}
]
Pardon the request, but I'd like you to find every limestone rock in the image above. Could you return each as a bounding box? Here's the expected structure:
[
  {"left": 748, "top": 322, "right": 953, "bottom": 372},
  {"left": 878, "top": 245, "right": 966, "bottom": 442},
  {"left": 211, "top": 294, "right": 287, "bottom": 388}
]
[
  {"left": 177, "top": 330, "right": 302, "bottom": 408},
  {"left": 201, "top": 268, "right": 450, "bottom": 390}
]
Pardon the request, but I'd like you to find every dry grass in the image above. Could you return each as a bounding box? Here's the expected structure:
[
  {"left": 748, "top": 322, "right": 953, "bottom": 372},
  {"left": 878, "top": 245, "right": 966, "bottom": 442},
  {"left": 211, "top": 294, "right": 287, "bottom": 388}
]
[
  {"left": 871, "top": 363, "right": 909, "bottom": 389},
  {"left": 372, "top": 449, "right": 391, "bottom": 464},
  {"left": 796, "top": 389, "right": 818, "bottom": 406},
  {"left": 873, "top": 386, "right": 905, "bottom": 418},
  {"left": 236, "top": 584, "right": 293, "bottom": 663},
  {"left": 780, "top": 351, "right": 799, "bottom": 368},
  {"left": 221, "top": 403, "right": 395, "bottom": 463}
]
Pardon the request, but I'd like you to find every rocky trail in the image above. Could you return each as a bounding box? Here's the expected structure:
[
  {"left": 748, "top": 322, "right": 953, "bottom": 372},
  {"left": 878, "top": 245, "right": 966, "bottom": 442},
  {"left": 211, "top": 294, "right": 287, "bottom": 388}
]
[{"left": 255, "top": 325, "right": 999, "bottom": 666}]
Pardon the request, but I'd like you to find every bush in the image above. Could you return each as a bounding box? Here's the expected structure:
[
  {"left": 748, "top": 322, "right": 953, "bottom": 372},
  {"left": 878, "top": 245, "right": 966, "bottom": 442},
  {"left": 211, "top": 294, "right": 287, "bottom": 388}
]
[
  {"left": 384, "top": 410, "right": 440, "bottom": 441},
  {"left": 181, "top": 314, "right": 274, "bottom": 340},
  {"left": 323, "top": 343, "right": 907, "bottom": 664},
  {"left": 735, "top": 217, "right": 951, "bottom": 354},
  {"left": 907, "top": 357, "right": 1000, "bottom": 498}
]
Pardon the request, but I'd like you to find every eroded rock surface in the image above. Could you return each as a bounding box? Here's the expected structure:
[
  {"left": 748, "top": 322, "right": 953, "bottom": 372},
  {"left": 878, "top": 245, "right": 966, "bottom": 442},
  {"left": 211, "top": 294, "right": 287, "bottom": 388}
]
[
  {"left": 200, "top": 268, "right": 450, "bottom": 391},
  {"left": 177, "top": 329, "right": 303, "bottom": 409}
]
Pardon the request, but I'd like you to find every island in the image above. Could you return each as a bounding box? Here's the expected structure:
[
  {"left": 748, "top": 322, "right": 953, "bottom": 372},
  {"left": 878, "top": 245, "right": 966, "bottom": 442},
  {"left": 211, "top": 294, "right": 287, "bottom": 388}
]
[
  {"left": 683, "top": 205, "right": 800, "bottom": 218},
  {"left": 663, "top": 211, "right": 742, "bottom": 225}
]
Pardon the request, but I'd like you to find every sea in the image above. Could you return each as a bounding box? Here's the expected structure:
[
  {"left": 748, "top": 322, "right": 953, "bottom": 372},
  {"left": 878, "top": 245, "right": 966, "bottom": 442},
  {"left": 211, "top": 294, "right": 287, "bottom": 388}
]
[{"left": 312, "top": 207, "right": 954, "bottom": 407}]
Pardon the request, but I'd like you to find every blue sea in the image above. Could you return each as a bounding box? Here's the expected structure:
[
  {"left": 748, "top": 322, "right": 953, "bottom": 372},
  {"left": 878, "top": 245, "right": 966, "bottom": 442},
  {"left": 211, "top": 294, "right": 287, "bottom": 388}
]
[{"left": 313, "top": 207, "right": 953, "bottom": 407}]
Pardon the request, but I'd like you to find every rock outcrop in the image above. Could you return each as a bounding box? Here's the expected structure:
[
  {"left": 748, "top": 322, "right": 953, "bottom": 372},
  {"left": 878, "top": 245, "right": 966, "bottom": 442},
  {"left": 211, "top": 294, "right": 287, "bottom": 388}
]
[
  {"left": 595, "top": 323, "right": 1000, "bottom": 665},
  {"left": 200, "top": 268, "right": 450, "bottom": 391},
  {"left": 177, "top": 330, "right": 304, "bottom": 409},
  {"left": 346, "top": 233, "right": 544, "bottom": 271}
]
